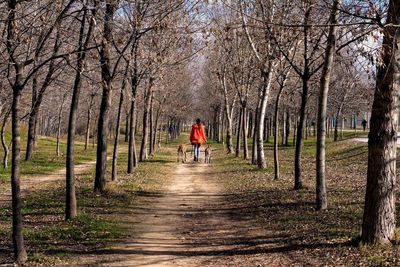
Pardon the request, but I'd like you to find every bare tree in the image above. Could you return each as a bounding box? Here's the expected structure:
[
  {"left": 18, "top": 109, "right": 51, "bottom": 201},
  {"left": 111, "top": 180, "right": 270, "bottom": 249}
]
[{"left": 362, "top": 0, "right": 400, "bottom": 245}]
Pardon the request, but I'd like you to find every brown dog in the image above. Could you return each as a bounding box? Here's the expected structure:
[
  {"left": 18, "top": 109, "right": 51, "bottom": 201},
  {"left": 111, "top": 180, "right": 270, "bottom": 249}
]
[
  {"left": 177, "top": 144, "right": 187, "bottom": 163},
  {"left": 204, "top": 145, "right": 211, "bottom": 164}
]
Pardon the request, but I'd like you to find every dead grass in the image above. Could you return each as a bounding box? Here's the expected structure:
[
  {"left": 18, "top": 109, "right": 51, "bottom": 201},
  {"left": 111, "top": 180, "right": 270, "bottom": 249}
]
[{"left": 213, "top": 136, "right": 400, "bottom": 266}]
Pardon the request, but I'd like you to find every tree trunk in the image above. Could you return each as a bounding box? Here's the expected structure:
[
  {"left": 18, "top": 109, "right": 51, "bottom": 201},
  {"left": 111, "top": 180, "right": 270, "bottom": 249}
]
[
  {"left": 274, "top": 83, "right": 286, "bottom": 179},
  {"left": 257, "top": 66, "right": 274, "bottom": 169},
  {"left": 56, "top": 94, "right": 66, "bottom": 157},
  {"left": 140, "top": 78, "right": 154, "bottom": 162},
  {"left": 127, "top": 98, "right": 137, "bottom": 172},
  {"left": 124, "top": 110, "right": 130, "bottom": 142},
  {"left": 252, "top": 106, "right": 259, "bottom": 165},
  {"left": 242, "top": 105, "right": 249, "bottom": 160},
  {"left": 293, "top": 115, "right": 297, "bottom": 147},
  {"left": 316, "top": 0, "right": 340, "bottom": 211},
  {"left": 6, "top": 1, "right": 28, "bottom": 252},
  {"left": 285, "top": 110, "right": 290, "bottom": 146},
  {"left": 235, "top": 107, "right": 242, "bottom": 158},
  {"left": 361, "top": 0, "right": 400, "bottom": 245},
  {"left": 66, "top": 3, "right": 95, "bottom": 219},
  {"left": 294, "top": 76, "right": 309, "bottom": 190},
  {"left": 94, "top": 1, "right": 117, "bottom": 193},
  {"left": 85, "top": 94, "right": 95, "bottom": 150},
  {"left": 11, "top": 85, "right": 28, "bottom": 264},
  {"left": 149, "top": 91, "right": 154, "bottom": 157},
  {"left": 112, "top": 67, "right": 128, "bottom": 181},
  {"left": 1, "top": 107, "right": 11, "bottom": 169},
  {"left": 281, "top": 110, "right": 286, "bottom": 146}
]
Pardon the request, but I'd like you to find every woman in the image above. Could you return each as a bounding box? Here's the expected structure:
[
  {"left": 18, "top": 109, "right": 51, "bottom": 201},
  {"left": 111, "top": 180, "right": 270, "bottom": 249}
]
[{"left": 190, "top": 118, "right": 207, "bottom": 161}]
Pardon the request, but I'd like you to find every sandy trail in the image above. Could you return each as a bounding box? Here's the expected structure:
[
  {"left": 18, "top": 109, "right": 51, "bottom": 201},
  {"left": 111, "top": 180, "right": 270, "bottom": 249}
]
[{"left": 91, "top": 162, "right": 298, "bottom": 267}]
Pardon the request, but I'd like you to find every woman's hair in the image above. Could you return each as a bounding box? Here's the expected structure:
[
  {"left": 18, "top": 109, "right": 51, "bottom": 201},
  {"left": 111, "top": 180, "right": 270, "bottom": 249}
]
[{"left": 196, "top": 118, "right": 201, "bottom": 124}]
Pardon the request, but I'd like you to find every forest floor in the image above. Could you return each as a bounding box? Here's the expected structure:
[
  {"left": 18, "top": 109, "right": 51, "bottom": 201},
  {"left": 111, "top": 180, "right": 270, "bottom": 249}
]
[{"left": 2, "top": 132, "right": 400, "bottom": 266}]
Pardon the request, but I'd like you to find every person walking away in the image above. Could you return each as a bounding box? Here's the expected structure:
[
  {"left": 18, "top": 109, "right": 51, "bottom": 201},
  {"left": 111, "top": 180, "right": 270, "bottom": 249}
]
[
  {"left": 190, "top": 118, "right": 207, "bottom": 161},
  {"left": 361, "top": 119, "right": 367, "bottom": 131}
]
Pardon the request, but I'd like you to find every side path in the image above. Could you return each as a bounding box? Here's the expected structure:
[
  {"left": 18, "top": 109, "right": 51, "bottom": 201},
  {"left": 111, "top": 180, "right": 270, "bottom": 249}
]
[
  {"left": 84, "top": 163, "right": 298, "bottom": 267},
  {"left": 0, "top": 160, "right": 98, "bottom": 205}
]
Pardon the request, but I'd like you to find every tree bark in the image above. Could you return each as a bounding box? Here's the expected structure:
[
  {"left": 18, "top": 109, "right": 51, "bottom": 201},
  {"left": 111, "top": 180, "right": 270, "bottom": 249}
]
[
  {"left": 66, "top": 3, "right": 95, "bottom": 219},
  {"left": 273, "top": 71, "right": 289, "bottom": 179},
  {"left": 285, "top": 109, "right": 290, "bottom": 146},
  {"left": 94, "top": 1, "right": 117, "bottom": 193},
  {"left": 316, "top": 0, "right": 340, "bottom": 211},
  {"left": 257, "top": 67, "right": 273, "bottom": 169},
  {"left": 252, "top": 105, "right": 259, "bottom": 165},
  {"left": 112, "top": 67, "right": 128, "bottom": 181},
  {"left": 124, "top": 110, "right": 130, "bottom": 142},
  {"left": 149, "top": 91, "right": 154, "bottom": 157},
  {"left": 85, "top": 93, "right": 95, "bottom": 150},
  {"left": 294, "top": 76, "right": 309, "bottom": 190},
  {"left": 139, "top": 78, "right": 154, "bottom": 162},
  {"left": 242, "top": 105, "right": 249, "bottom": 160},
  {"left": 235, "top": 107, "right": 242, "bottom": 158},
  {"left": 361, "top": 0, "right": 400, "bottom": 245},
  {"left": 11, "top": 85, "right": 27, "bottom": 264},
  {"left": 1, "top": 107, "right": 11, "bottom": 169},
  {"left": 56, "top": 93, "right": 66, "bottom": 157},
  {"left": 7, "top": 1, "right": 27, "bottom": 262}
]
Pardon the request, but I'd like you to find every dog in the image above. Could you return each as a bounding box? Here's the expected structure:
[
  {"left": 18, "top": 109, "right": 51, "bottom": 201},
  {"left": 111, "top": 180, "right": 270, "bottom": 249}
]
[
  {"left": 177, "top": 144, "right": 187, "bottom": 163},
  {"left": 204, "top": 145, "right": 211, "bottom": 164}
]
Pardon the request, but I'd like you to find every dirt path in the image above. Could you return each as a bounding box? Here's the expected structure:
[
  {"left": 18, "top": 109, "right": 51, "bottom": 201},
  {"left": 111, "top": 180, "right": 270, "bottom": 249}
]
[
  {"left": 0, "top": 160, "right": 97, "bottom": 205},
  {"left": 88, "top": 162, "right": 298, "bottom": 267}
]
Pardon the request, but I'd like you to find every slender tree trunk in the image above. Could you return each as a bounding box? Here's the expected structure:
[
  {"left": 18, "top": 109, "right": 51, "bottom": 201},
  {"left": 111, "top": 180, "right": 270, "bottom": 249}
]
[
  {"left": 140, "top": 79, "right": 154, "bottom": 162},
  {"left": 341, "top": 117, "right": 344, "bottom": 140},
  {"left": 1, "top": 108, "right": 11, "bottom": 169},
  {"left": 127, "top": 50, "right": 139, "bottom": 172},
  {"left": 127, "top": 98, "right": 137, "bottom": 172},
  {"left": 285, "top": 110, "right": 290, "bottom": 146},
  {"left": 281, "top": 110, "right": 286, "bottom": 146},
  {"left": 85, "top": 94, "right": 95, "bottom": 150},
  {"left": 149, "top": 91, "right": 154, "bottom": 157},
  {"left": 316, "top": 0, "right": 340, "bottom": 211},
  {"left": 273, "top": 73, "right": 289, "bottom": 179},
  {"left": 218, "top": 105, "right": 222, "bottom": 142},
  {"left": 294, "top": 76, "right": 309, "bottom": 190},
  {"left": 56, "top": 94, "right": 66, "bottom": 157},
  {"left": 362, "top": 0, "right": 400, "bottom": 245},
  {"left": 25, "top": 104, "right": 38, "bottom": 161},
  {"left": 273, "top": 90, "right": 283, "bottom": 179},
  {"left": 94, "top": 1, "right": 117, "bottom": 193},
  {"left": 235, "top": 107, "right": 242, "bottom": 158},
  {"left": 257, "top": 67, "right": 273, "bottom": 169},
  {"left": 242, "top": 105, "right": 249, "bottom": 160},
  {"left": 252, "top": 106, "right": 259, "bottom": 165},
  {"left": 124, "top": 110, "right": 130, "bottom": 142},
  {"left": 66, "top": 4, "right": 95, "bottom": 219},
  {"left": 112, "top": 67, "right": 128, "bottom": 181},
  {"left": 293, "top": 115, "right": 297, "bottom": 147}
]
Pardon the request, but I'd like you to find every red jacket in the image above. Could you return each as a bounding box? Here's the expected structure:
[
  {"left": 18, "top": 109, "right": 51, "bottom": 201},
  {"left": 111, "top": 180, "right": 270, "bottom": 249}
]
[{"left": 190, "top": 123, "right": 207, "bottom": 145}]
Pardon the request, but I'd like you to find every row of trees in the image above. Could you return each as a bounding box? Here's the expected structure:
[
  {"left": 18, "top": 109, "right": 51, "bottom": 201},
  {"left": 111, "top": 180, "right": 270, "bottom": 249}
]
[
  {"left": 196, "top": 0, "right": 399, "bottom": 247},
  {"left": 0, "top": 0, "right": 200, "bottom": 263},
  {"left": 1, "top": 0, "right": 399, "bottom": 264}
]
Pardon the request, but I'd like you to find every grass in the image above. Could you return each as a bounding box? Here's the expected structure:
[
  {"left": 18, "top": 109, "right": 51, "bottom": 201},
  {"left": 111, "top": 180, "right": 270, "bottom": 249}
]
[
  {"left": 0, "top": 131, "right": 175, "bottom": 265},
  {"left": 213, "top": 130, "right": 400, "bottom": 266},
  {"left": 0, "top": 125, "right": 98, "bottom": 183},
  {"left": 1, "top": 127, "right": 396, "bottom": 266}
]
